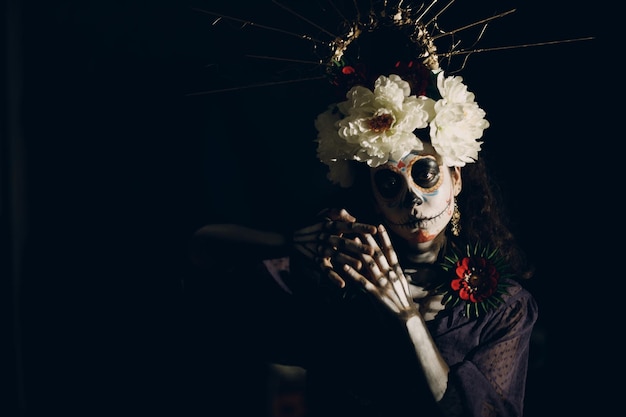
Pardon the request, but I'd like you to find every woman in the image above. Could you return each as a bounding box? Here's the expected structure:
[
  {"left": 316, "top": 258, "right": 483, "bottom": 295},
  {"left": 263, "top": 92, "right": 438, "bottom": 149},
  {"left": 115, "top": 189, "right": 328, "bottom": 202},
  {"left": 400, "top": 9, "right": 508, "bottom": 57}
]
[
  {"left": 192, "top": 150, "right": 536, "bottom": 417},
  {"left": 191, "top": 5, "right": 537, "bottom": 416}
]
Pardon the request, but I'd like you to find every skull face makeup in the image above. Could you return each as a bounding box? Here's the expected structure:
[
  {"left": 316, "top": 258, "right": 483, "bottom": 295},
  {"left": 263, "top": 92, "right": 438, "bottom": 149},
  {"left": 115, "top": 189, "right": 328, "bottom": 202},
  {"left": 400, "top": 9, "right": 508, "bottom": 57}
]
[{"left": 370, "top": 143, "right": 462, "bottom": 245}]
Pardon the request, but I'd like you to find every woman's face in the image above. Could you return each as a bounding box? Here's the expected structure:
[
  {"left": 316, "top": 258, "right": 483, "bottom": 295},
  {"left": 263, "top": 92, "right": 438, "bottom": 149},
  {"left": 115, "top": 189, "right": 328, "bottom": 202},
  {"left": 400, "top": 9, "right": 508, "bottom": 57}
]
[{"left": 370, "top": 143, "right": 462, "bottom": 244}]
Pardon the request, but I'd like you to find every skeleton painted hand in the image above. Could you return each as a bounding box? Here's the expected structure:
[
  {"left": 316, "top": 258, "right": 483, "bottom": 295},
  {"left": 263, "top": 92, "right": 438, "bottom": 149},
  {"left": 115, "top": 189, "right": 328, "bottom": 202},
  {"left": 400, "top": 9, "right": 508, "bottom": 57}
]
[
  {"left": 298, "top": 219, "right": 450, "bottom": 400},
  {"left": 292, "top": 208, "right": 377, "bottom": 288},
  {"left": 341, "top": 224, "right": 421, "bottom": 319}
]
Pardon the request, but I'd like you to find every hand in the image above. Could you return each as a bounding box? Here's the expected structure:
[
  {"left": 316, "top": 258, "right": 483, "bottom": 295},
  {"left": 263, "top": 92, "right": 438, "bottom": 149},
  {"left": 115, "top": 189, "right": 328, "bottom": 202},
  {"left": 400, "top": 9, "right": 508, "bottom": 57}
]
[
  {"left": 341, "top": 224, "right": 420, "bottom": 319},
  {"left": 292, "top": 208, "right": 377, "bottom": 288}
]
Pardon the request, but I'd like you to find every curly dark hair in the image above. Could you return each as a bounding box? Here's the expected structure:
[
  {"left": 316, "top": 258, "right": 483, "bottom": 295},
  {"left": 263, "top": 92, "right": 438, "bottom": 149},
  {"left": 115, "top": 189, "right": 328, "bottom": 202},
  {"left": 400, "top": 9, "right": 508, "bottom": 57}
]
[{"left": 455, "top": 158, "right": 534, "bottom": 280}]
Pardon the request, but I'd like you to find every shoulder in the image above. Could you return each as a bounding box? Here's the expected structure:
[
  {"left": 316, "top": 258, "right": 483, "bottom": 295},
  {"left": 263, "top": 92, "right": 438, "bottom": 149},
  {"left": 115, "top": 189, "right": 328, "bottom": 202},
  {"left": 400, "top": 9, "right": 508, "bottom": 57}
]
[
  {"left": 482, "top": 277, "right": 539, "bottom": 336},
  {"left": 501, "top": 278, "right": 538, "bottom": 317},
  {"left": 433, "top": 276, "right": 538, "bottom": 336}
]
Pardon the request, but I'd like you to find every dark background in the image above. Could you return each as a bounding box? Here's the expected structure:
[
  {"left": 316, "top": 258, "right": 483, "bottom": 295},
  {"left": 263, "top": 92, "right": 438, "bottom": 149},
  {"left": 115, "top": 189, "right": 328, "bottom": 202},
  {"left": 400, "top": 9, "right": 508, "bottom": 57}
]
[{"left": 2, "top": 1, "right": 609, "bottom": 416}]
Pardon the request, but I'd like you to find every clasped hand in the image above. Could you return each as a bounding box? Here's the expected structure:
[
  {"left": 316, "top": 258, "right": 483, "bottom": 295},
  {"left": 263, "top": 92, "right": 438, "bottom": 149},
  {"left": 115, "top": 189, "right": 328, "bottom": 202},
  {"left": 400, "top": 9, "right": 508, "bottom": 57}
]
[{"left": 293, "top": 208, "right": 420, "bottom": 318}]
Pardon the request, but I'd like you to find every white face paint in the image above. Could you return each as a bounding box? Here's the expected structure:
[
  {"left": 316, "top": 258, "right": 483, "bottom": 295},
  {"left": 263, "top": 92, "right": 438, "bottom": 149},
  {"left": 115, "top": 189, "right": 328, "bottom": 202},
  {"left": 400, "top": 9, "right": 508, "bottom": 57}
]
[{"left": 370, "top": 144, "right": 461, "bottom": 245}]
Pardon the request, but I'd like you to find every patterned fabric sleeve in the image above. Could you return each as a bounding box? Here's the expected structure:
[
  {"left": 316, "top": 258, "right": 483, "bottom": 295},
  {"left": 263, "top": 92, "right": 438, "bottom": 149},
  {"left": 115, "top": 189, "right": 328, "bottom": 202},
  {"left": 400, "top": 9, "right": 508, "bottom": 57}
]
[{"left": 440, "top": 287, "right": 538, "bottom": 417}]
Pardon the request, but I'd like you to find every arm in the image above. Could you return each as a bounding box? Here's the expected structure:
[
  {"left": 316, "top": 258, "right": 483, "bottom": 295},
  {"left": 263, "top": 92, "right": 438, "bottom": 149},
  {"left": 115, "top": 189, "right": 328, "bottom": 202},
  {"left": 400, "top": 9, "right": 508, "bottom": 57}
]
[
  {"left": 405, "top": 315, "right": 449, "bottom": 401},
  {"left": 191, "top": 208, "right": 377, "bottom": 284},
  {"left": 341, "top": 224, "right": 450, "bottom": 402},
  {"left": 441, "top": 289, "right": 538, "bottom": 417},
  {"left": 342, "top": 226, "right": 537, "bottom": 416},
  {"left": 194, "top": 224, "right": 287, "bottom": 246},
  {"left": 190, "top": 223, "right": 289, "bottom": 268}
]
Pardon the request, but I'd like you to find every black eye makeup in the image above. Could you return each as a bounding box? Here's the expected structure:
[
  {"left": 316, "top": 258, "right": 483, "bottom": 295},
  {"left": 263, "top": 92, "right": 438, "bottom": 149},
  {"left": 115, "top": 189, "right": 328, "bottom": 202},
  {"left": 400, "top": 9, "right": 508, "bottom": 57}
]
[
  {"left": 408, "top": 157, "right": 441, "bottom": 190},
  {"left": 373, "top": 156, "right": 444, "bottom": 199},
  {"left": 373, "top": 169, "right": 405, "bottom": 199}
]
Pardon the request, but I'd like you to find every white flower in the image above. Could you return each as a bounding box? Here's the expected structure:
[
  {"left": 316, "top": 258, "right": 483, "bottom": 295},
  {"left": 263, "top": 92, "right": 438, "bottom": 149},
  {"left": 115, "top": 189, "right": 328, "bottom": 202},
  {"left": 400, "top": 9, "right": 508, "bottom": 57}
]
[
  {"left": 325, "top": 159, "right": 355, "bottom": 188},
  {"left": 315, "top": 72, "right": 489, "bottom": 186},
  {"left": 336, "top": 75, "right": 431, "bottom": 167},
  {"left": 316, "top": 74, "right": 432, "bottom": 185},
  {"left": 429, "top": 73, "right": 489, "bottom": 166},
  {"left": 315, "top": 107, "right": 359, "bottom": 187}
]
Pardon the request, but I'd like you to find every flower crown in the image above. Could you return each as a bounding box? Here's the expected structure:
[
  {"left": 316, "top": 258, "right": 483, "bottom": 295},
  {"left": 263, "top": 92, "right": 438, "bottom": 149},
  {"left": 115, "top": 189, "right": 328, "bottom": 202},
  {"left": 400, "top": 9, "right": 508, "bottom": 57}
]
[
  {"left": 196, "top": 2, "right": 593, "bottom": 190},
  {"left": 316, "top": 71, "right": 489, "bottom": 187},
  {"left": 314, "top": 5, "right": 490, "bottom": 187}
]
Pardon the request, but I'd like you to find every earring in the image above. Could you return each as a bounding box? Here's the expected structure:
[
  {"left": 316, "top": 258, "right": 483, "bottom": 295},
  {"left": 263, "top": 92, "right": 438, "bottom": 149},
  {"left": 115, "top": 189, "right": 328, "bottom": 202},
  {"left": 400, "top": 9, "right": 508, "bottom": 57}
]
[{"left": 450, "top": 198, "right": 461, "bottom": 237}]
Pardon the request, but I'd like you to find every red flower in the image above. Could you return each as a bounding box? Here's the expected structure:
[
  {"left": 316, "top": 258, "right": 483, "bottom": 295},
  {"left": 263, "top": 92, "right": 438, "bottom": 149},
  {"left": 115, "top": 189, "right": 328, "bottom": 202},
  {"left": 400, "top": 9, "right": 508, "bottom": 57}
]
[
  {"left": 438, "top": 242, "right": 511, "bottom": 318},
  {"left": 341, "top": 66, "right": 356, "bottom": 75},
  {"left": 392, "top": 60, "right": 431, "bottom": 97},
  {"left": 450, "top": 256, "right": 499, "bottom": 303}
]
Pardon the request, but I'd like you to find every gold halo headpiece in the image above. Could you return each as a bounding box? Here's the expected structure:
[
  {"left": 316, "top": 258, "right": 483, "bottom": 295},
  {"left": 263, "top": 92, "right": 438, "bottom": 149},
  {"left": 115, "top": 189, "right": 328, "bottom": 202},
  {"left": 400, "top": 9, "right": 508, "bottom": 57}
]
[
  {"left": 325, "top": 1, "right": 440, "bottom": 98},
  {"left": 195, "top": 1, "right": 594, "bottom": 187},
  {"left": 314, "top": 1, "right": 493, "bottom": 186}
]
